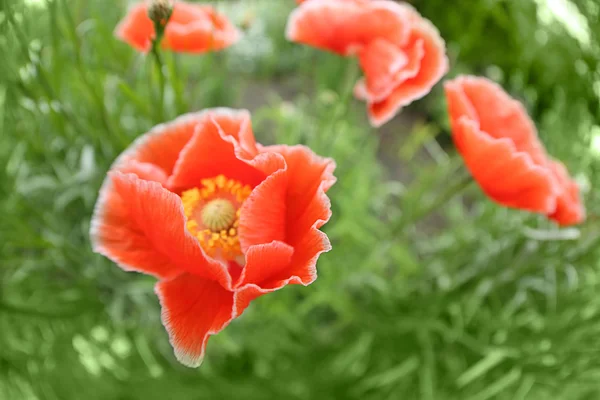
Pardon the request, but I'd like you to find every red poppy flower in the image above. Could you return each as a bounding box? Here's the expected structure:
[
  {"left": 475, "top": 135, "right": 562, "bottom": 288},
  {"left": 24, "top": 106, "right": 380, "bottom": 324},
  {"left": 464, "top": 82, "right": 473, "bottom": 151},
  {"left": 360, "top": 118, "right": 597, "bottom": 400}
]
[
  {"left": 445, "top": 75, "right": 585, "bottom": 225},
  {"left": 115, "top": 1, "right": 241, "bottom": 53},
  {"left": 90, "top": 109, "right": 336, "bottom": 366},
  {"left": 286, "top": 0, "right": 410, "bottom": 56},
  {"left": 287, "top": 1, "right": 447, "bottom": 127},
  {"left": 354, "top": 5, "right": 448, "bottom": 127}
]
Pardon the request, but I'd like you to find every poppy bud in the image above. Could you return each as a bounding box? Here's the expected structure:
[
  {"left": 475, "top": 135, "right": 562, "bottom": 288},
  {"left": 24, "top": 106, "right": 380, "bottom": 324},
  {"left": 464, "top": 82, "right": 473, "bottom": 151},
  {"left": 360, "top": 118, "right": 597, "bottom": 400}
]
[{"left": 148, "top": 0, "right": 173, "bottom": 29}]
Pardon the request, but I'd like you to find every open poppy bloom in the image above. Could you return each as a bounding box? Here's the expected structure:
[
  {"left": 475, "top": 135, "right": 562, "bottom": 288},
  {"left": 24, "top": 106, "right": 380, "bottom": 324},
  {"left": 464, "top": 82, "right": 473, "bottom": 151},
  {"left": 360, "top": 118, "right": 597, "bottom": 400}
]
[
  {"left": 445, "top": 75, "right": 585, "bottom": 226},
  {"left": 286, "top": 0, "right": 448, "bottom": 127},
  {"left": 354, "top": 5, "right": 448, "bottom": 127},
  {"left": 90, "top": 108, "right": 336, "bottom": 367},
  {"left": 115, "top": 1, "right": 241, "bottom": 53}
]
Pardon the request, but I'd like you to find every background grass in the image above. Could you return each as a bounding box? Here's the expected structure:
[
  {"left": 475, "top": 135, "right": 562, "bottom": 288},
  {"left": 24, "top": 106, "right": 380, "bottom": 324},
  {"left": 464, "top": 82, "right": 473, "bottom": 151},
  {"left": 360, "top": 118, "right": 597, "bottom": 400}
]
[{"left": 1, "top": 0, "right": 600, "bottom": 399}]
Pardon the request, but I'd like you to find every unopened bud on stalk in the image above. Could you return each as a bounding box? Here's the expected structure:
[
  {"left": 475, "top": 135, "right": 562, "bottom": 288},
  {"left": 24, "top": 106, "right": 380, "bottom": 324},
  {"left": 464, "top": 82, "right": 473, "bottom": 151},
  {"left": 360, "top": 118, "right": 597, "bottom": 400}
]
[{"left": 148, "top": 0, "right": 173, "bottom": 30}]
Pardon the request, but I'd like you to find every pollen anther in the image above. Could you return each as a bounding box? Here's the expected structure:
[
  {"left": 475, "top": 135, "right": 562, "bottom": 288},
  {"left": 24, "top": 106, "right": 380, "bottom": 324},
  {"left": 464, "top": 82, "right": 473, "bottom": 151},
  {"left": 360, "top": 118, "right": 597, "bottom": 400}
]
[{"left": 181, "top": 175, "right": 252, "bottom": 260}]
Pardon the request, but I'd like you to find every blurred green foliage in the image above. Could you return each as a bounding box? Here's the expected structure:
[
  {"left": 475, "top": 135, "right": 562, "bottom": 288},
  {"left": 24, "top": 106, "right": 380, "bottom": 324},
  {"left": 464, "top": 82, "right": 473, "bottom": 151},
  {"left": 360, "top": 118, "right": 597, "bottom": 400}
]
[{"left": 1, "top": 0, "right": 600, "bottom": 399}]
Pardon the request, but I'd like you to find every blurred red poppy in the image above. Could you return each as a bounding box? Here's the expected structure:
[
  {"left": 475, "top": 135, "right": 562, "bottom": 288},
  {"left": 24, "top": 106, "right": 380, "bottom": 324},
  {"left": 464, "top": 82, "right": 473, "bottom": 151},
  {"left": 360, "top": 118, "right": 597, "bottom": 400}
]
[
  {"left": 115, "top": 1, "right": 241, "bottom": 53},
  {"left": 287, "top": 0, "right": 410, "bottom": 56},
  {"left": 445, "top": 75, "right": 585, "bottom": 225},
  {"left": 90, "top": 109, "right": 336, "bottom": 367},
  {"left": 287, "top": 1, "right": 447, "bottom": 127},
  {"left": 354, "top": 5, "right": 448, "bottom": 127}
]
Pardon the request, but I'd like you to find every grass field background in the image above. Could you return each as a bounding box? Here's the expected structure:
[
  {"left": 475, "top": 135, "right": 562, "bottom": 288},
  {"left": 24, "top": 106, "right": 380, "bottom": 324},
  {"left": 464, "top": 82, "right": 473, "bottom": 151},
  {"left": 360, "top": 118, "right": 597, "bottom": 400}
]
[{"left": 2, "top": 0, "right": 600, "bottom": 398}]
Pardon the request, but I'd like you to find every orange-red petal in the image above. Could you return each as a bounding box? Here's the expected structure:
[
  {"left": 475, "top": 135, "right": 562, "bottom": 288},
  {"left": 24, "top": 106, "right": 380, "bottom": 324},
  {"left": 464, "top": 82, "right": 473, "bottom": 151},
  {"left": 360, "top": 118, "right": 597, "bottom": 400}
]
[
  {"left": 91, "top": 172, "right": 232, "bottom": 287},
  {"left": 116, "top": 160, "right": 169, "bottom": 186},
  {"left": 286, "top": 0, "right": 411, "bottom": 55},
  {"left": 366, "top": 15, "right": 448, "bottom": 127},
  {"left": 548, "top": 160, "right": 586, "bottom": 226},
  {"left": 355, "top": 38, "right": 424, "bottom": 103},
  {"left": 115, "top": 3, "right": 154, "bottom": 52},
  {"left": 445, "top": 76, "right": 547, "bottom": 166},
  {"left": 156, "top": 273, "right": 234, "bottom": 367},
  {"left": 273, "top": 145, "right": 336, "bottom": 246},
  {"left": 115, "top": 112, "right": 211, "bottom": 178},
  {"left": 167, "top": 109, "right": 265, "bottom": 192},
  {"left": 453, "top": 117, "right": 557, "bottom": 213},
  {"left": 232, "top": 241, "right": 295, "bottom": 316},
  {"left": 238, "top": 145, "right": 335, "bottom": 288},
  {"left": 241, "top": 145, "right": 336, "bottom": 247},
  {"left": 164, "top": 3, "right": 241, "bottom": 53},
  {"left": 237, "top": 168, "right": 288, "bottom": 252}
]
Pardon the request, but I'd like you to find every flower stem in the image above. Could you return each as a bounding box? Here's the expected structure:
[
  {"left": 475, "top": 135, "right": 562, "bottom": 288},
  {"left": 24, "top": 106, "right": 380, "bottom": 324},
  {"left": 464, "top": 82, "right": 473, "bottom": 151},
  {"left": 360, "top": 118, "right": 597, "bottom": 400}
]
[
  {"left": 148, "top": 1, "right": 173, "bottom": 122},
  {"left": 151, "top": 41, "right": 166, "bottom": 122},
  {"left": 322, "top": 62, "right": 360, "bottom": 154},
  {"left": 393, "top": 173, "right": 474, "bottom": 235}
]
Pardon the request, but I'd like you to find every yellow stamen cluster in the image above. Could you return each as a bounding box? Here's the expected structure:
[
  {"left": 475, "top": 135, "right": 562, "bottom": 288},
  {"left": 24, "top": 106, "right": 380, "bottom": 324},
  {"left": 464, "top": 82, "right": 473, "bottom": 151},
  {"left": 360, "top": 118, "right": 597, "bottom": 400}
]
[{"left": 181, "top": 175, "right": 252, "bottom": 260}]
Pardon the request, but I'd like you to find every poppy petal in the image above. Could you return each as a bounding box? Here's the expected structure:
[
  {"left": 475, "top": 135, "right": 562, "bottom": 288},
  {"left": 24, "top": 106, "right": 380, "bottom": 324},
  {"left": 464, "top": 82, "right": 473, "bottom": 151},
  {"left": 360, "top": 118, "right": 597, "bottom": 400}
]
[
  {"left": 167, "top": 109, "right": 265, "bottom": 192},
  {"left": 247, "top": 145, "right": 335, "bottom": 285},
  {"left": 356, "top": 38, "right": 424, "bottom": 103},
  {"left": 232, "top": 285, "right": 268, "bottom": 319},
  {"left": 239, "top": 145, "right": 336, "bottom": 249},
  {"left": 263, "top": 145, "right": 336, "bottom": 246},
  {"left": 116, "top": 160, "right": 168, "bottom": 186},
  {"left": 285, "top": 227, "right": 331, "bottom": 286},
  {"left": 548, "top": 160, "right": 586, "bottom": 226},
  {"left": 367, "top": 16, "right": 448, "bottom": 127},
  {"left": 117, "top": 112, "right": 205, "bottom": 177},
  {"left": 114, "top": 3, "right": 154, "bottom": 52},
  {"left": 236, "top": 151, "right": 288, "bottom": 251},
  {"left": 156, "top": 273, "right": 234, "bottom": 367},
  {"left": 91, "top": 172, "right": 232, "bottom": 287},
  {"left": 236, "top": 241, "right": 294, "bottom": 288},
  {"left": 240, "top": 227, "right": 331, "bottom": 292},
  {"left": 165, "top": 3, "right": 241, "bottom": 53},
  {"left": 165, "top": 20, "right": 241, "bottom": 54},
  {"left": 445, "top": 76, "right": 547, "bottom": 166},
  {"left": 286, "top": 0, "right": 411, "bottom": 55},
  {"left": 356, "top": 39, "right": 408, "bottom": 101},
  {"left": 238, "top": 168, "right": 288, "bottom": 252},
  {"left": 453, "top": 117, "right": 557, "bottom": 213},
  {"left": 232, "top": 242, "right": 295, "bottom": 315},
  {"left": 211, "top": 109, "right": 259, "bottom": 160},
  {"left": 233, "top": 239, "right": 329, "bottom": 316}
]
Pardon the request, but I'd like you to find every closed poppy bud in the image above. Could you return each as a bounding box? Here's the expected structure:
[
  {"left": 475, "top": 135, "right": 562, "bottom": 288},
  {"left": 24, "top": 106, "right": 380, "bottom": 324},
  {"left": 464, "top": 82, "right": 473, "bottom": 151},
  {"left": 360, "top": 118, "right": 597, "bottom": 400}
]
[
  {"left": 148, "top": 0, "right": 173, "bottom": 29},
  {"left": 90, "top": 109, "right": 336, "bottom": 367},
  {"left": 445, "top": 75, "right": 585, "bottom": 226}
]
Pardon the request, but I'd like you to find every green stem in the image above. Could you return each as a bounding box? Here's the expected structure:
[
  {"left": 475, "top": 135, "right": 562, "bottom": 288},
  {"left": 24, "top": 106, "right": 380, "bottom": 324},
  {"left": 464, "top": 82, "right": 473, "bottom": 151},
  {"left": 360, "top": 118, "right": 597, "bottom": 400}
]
[
  {"left": 393, "top": 173, "right": 474, "bottom": 235},
  {"left": 151, "top": 41, "right": 166, "bottom": 122},
  {"left": 149, "top": 6, "right": 172, "bottom": 122},
  {"left": 166, "top": 53, "right": 186, "bottom": 114},
  {"left": 322, "top": 62, "right": 360, "bottom": 154}
]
